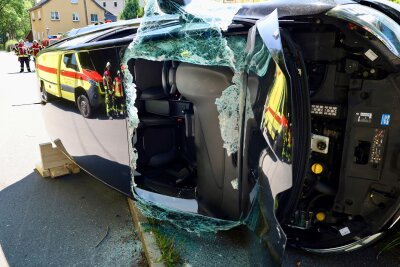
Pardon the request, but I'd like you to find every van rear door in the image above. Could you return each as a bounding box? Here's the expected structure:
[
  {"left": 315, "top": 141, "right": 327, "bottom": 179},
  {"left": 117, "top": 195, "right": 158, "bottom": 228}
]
[{"left": 36, "top": 52, "right": 61, "bottom": 97}]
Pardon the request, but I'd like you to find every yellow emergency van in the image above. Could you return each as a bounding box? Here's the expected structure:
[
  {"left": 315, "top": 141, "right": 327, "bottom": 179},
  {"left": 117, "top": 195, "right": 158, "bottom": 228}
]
[{"left": 36, "top": 50, "right": 105, "bottom": 118}]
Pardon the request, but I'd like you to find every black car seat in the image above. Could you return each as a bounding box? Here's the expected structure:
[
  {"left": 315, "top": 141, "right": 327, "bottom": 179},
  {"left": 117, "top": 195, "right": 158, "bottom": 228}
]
[
  {"left": 128, "top": 58, "right": 177, "bottom": 168},
  {"left": 175, "top": 63, "right": 241, "bottom": 220}
]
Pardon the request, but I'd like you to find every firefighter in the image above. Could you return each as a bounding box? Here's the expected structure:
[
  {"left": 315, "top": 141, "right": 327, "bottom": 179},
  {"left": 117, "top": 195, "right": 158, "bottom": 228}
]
[
  {"left": 30, "top": 40, "right": 42, "bottom": 62},
  {"left": 113, "top": 67, "right": 125, "bottom": 116},
  {"left": 16, "top": 39, "right": 31, "bottom": 73},
  {"left": 103, "top": 62, "right": 114, "bottom": 119}
]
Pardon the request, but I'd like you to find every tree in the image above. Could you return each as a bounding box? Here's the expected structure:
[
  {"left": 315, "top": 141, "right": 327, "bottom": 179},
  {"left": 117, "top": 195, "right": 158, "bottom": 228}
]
[
  {"left": 0, "top": 0, "right": 32, "bottom": 43},
  {"left": 120, "top": 0, "right": 142, "bottom": 20}
]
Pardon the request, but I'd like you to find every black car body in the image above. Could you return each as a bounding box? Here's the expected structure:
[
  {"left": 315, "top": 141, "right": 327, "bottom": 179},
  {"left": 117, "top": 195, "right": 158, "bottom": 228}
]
[{"left": 38, "top": 0, "right": 400, "bottom": 264}]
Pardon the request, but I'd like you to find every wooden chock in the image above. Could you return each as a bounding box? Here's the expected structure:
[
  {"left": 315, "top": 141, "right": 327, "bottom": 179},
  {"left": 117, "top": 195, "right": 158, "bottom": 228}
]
[{"left": 35, "top": 142, "right": 80, "bottom": 178}]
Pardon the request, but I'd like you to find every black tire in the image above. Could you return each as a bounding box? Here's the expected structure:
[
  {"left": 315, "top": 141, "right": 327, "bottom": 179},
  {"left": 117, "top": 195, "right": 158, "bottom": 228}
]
[
  {"left": 40, "top": 82, "right": 54, "bottom": 103},
  {"left": 76, "top": 94, "right": 92, "bottom": 118}
]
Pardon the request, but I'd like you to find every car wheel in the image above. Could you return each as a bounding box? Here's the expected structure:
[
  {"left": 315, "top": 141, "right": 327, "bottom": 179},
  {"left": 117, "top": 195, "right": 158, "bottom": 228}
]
[
  {"left": 40, "top": 82, "right": 53, "bottom": 103},
  {"left": 77, "top": 94, "right": 92, "bottom": 118}
]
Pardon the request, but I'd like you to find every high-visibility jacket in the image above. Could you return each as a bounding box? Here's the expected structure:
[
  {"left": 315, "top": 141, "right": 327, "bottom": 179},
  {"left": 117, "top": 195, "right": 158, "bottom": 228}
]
[
  {"left": 17, "top": 44, "right": 29, "bottom": 58},
  {"left": 31, "top": 43, "right": 42, "bottom": 57},
  {"left": 113, "top": 76, "right": 123, "bottom": 97},
  {"left": 103, "top": 69, "right": 113, "bottom": 92}
]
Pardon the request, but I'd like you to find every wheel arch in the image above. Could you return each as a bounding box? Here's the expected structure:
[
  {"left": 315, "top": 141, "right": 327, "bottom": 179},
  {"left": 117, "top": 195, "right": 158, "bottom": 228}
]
[{"left": 74, "top": 86, "right": 88, "bottom": 103}]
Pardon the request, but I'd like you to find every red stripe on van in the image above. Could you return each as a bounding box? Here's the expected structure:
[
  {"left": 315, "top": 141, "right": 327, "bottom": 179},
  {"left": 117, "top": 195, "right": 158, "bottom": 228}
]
[
  {"left": 37, "top": 64, "right": 57, "bottom": 74},
  {"left": 37, "top": 64, "right": 94, "bottom": 82}
]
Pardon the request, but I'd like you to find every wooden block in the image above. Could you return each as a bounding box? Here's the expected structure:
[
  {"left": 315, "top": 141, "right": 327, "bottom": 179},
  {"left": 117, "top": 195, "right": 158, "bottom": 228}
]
[
  {"left": 53, "top": 138, "right": 72, "bottom": 158},
  {"left": 49, "top": 166, "right": 70, "bottom": 178},
  {"left": 35, "top": 162, "right": 50, "bottom": 178},
  {"left": 37, "top": 141, "right": 80, "bottom": 178},
  {"left": 66, "top": 163, "right": 80, "bottom": 174}
]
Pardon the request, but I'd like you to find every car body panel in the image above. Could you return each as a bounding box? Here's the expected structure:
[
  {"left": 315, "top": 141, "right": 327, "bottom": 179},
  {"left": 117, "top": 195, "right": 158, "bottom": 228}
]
[{"left": 37, "top": 0, "right": 400, "bottom": 260}]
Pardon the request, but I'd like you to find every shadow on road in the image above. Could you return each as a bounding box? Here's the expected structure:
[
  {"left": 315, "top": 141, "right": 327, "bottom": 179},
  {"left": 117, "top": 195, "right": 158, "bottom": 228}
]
[
  {"left": 0, "top": 172, "right": 144, "bottom": 266},
  {"left": 7, "top": 71, "right": 36, "bottom": 75}
]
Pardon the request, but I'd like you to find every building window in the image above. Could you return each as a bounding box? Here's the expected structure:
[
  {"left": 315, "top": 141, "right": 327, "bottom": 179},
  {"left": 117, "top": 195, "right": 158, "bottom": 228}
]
[
  {"left": 38, "top": 10, "right": 41, "bottom": 20},
  {"left": 114, "top": 1, "right": 117, "bottom": 7},
  {"left": 72, "top": 12, "right": 79, "bottom": 21},
  {"left": 31, "top": 12, "right": 35, "bottom": 20},
  {"left": 51, "top": 11, "right": 60, "bottom": 20},
  {"left": 90, "top": 14, "right": 98, "bottom": 23},
  {"left": 71, "top": 0, "right": 78, "bottom": 3},
  {"left": 38, "top": 32, "right": 41, "bottom": 41},
  {"left": 103, "top": 1, "right": 106, "bottom": 7}
]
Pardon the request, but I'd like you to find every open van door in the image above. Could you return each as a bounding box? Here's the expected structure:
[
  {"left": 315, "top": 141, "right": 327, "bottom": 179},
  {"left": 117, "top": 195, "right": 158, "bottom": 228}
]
[{"left": 238, "top": 9, "right": 310, "bottom": 264}]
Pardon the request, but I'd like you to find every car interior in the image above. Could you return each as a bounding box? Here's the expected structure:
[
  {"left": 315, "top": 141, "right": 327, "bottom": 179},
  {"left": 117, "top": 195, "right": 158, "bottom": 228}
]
[
  {"left": 270, "top": 15, "right": 400, "bottom": 249},
  {"left": 127, "top": 13, "right": 400, "bottom": 248}
]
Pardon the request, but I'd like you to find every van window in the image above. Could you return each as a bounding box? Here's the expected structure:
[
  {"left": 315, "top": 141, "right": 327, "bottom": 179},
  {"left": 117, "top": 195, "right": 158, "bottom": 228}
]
[
  {"left": 78, "top": 52, "right": 95, "bottom": 70},
  {"left": 63, "top": 53, "right": 79, "bottom": 71}
]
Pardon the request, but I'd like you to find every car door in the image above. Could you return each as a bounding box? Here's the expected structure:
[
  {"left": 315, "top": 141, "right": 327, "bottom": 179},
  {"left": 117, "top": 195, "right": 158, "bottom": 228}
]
[{"left": 238, "top": 10, "right": 310, "bottom": 265}]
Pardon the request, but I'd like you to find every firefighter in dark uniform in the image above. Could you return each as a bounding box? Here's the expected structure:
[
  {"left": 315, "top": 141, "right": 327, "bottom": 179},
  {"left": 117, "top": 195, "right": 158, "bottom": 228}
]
[
  {"left": 103, "top": 62, "right": 114, "bottom": 119},
  {"left": 17, "top": 39, "right": 31, "bottom": 72},
  {"left": 30, "top": 40, "right": 42, "bottom": 63},
  {"left": 113, "top": 64, "right": 126, "bottom": 116}
]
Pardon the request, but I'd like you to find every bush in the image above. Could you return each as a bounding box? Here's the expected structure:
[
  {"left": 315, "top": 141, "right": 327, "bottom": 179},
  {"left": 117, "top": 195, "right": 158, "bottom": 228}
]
[
  {"left": 0, "top": 44, "right": 4, "bottom": 50},
  {"left": 5, "top": 39, "right": 18, "bottom": 52}
]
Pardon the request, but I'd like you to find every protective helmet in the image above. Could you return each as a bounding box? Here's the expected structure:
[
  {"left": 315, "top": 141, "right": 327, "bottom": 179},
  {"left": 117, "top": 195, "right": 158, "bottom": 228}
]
[
  {"left": 33, "top": 40, "right": 38, "bottom": 44},
  {"left": 19, "top": 39, "right": 24, "bottom": 43}
]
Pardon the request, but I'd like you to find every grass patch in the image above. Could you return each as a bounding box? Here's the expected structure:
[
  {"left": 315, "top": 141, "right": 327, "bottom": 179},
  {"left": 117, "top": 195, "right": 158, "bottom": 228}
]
[{"left": 147, "top": 218, "right": 183, "bottom": 267}]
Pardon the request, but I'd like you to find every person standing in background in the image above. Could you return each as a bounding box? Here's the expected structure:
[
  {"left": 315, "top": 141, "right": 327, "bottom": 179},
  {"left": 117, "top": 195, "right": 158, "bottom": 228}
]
[{"left": 16, "top": 39, "right": 31, "bottom": 73}]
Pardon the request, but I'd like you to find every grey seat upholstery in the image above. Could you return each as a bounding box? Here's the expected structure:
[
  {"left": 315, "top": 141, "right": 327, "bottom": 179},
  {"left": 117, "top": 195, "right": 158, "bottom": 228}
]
[
  {"left": 175, "top": 63, "right": 240, "bottom": 220},
  {"left": 134, "top": 58, "right": 166, "bottom": 101},
  {"left": 131, "top": 59, "right": 176, "bottom": 167}
]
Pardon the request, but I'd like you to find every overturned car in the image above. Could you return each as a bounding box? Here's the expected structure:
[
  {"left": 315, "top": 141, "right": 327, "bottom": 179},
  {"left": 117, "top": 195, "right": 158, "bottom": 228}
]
[{"left": 37, "top": 0, "right": 400, "bottom": 264}]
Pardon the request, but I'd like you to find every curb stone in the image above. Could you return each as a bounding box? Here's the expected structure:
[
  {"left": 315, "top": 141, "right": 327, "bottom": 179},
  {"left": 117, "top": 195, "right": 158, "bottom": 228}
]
[{"left": 127, "top": 198, "right": 165, "bottom": 267}]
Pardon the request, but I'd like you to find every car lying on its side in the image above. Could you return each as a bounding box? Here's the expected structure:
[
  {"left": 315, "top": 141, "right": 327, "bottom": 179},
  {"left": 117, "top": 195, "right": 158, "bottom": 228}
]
[{"left": 37, "top": 0, "right": 400, "bottom": 264}]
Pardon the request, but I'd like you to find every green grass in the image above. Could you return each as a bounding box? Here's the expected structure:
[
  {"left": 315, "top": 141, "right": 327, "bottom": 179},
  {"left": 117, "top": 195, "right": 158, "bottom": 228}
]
[{"left": 146, "top": 218, "right": 183, "bottom": 267}]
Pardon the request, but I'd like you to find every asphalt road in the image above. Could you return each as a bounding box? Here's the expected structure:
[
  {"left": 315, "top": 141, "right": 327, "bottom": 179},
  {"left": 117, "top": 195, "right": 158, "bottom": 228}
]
[{"left": 0, "top": 52, "right": 145, "bottom": 266}]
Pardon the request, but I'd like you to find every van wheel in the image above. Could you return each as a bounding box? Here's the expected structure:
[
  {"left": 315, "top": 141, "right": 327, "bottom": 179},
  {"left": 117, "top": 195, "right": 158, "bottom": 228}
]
[
  {"left": 77, "top": 94, "right": 92, "bottom": 118},
  {"left": 40, "top": 83, "right": 53, "bottom": 103}
]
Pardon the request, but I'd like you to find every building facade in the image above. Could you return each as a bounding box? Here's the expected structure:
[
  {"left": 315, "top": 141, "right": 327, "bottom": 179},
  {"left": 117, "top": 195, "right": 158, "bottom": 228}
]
[
  {"left": 29, "top": 0, "right": 116, "bottom": 41},
  {"left": 94, "top": 0, "right": 124, "bottom": 18}
]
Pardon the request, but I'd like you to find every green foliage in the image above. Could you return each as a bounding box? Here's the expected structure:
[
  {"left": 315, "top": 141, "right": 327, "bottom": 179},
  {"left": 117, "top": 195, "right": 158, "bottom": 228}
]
[
  {"left": 5, "top": 39, "right": 18, "bottom": 52},
  {"left": 0, "top": 0, "right": 33, "bottom": 42},
  {"left": 146, "top": 219, "right": 183, "bottom": 267},
  {"left": 120, "top": 0, "right": 142, "bottom": 19}
]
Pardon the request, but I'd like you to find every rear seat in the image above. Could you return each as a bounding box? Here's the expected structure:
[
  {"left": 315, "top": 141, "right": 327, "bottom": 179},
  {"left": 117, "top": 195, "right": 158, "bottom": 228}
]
[{"left": 129, "top": 58, "right": 177, "bottom": 168}]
